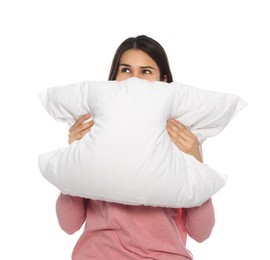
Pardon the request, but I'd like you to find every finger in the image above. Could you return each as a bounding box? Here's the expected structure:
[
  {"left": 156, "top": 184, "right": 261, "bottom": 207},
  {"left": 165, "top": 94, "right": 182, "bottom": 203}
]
[
  {"left": 68, "top": 128, "right": 91, "bottom": 144},
  {"left": 167, "top": 120, "right": 202, "bottom": 161},
  {"left": 69, "top": 120, "right": 94, "bottom": 139},
  {"left": 168, "top": 119, "right": 198, "bottom": 143},
  {"left": 167, "top": 121, "right": 190, "bottom": 143},
  {"left": 166, "top": 122, "right": 197, "bottom": 149},
  {"left": 167, "top": 127, "right": 197, "bottom": 157},
  {"left": 168, "top": 119, "right": 193, "bottom": 137},
  {"left": 69, "top": 114, "right": 91, "bottom": 133},
  {"left": 166, "top": 124, "right": 188, "bottom": 146},
  {"left": 167, "top": 128, "right": 186, "bottom": 151}
]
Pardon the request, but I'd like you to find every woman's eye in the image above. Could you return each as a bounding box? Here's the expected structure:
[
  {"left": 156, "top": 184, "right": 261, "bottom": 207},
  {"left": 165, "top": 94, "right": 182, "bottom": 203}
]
[
  {"left": 142, "top": 69, "right": 151, "bottom": 74},
  {"left": 121, "top": 68, "right": 130, "bottom": 73}
]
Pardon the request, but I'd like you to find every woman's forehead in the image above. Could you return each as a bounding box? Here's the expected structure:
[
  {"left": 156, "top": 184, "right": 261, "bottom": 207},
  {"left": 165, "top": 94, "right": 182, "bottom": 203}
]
[{"left": 119, "top": 49, "right": 158, "bottom": 68}]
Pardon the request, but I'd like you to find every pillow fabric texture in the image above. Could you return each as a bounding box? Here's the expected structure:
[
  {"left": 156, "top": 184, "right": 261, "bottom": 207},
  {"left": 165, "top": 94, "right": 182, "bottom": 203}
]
[{"left": 38, "top": 77, "right": 246, "bottom": 208}]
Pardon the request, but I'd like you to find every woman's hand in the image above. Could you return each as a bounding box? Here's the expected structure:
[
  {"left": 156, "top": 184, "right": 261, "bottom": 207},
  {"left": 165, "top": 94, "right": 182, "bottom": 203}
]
[
  {"left": 166, "top": 119, "right": 202, "bottom": 162},
  {"left": 68, "top": 115, "right": 202, "bottom": 161},
  {"left": 68, "top": 114, "right": 94, "bottom": 144}
]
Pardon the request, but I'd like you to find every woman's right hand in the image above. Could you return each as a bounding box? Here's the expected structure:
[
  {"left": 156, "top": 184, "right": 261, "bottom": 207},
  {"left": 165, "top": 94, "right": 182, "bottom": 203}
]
[{"left": 68, "top": 114, "right": 94, "bottom": 144}]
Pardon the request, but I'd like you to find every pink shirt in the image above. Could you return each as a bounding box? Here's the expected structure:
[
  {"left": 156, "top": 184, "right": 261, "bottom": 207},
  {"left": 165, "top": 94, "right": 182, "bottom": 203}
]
[{"left": 56, "top": 194, "right": 215, "bottom": 260}]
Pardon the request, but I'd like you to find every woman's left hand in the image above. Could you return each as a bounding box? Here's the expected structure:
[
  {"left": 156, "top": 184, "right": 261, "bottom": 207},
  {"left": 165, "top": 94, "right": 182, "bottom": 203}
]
[{"left": 166, "top": 119, "right": 202, "bottom": 162}]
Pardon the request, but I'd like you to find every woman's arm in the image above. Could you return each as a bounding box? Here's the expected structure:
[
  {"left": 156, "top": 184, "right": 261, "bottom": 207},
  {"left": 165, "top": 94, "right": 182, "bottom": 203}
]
[
  {"left": 167, "top": 119, "right": 215, "bottom": 242},
  {"left": 55, "top": 115, "right": 93, "bottom": 234},
  {"left": 183, "top": 199, "right": 215, "bottom": 242},
  {"left": 56, "top": 193, "right": 88, "bottom": 235}
]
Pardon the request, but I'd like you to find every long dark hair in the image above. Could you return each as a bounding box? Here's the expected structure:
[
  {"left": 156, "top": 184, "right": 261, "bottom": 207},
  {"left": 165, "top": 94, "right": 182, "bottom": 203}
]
[{"left": 108, "top": 35, "right": 173, "bottom": 83}]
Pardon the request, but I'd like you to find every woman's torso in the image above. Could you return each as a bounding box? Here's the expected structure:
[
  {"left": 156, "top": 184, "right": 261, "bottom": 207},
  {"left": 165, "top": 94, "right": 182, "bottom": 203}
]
[{"left": 72, "top": 200, "right": 192, "bottom": 260}]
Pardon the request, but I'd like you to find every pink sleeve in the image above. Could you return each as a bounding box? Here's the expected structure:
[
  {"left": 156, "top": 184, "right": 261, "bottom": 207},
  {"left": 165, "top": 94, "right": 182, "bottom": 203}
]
[
  {"left": 55, "top": 193, "right": 87, "bottom": 235},
  {"left": 183, "top": 199, "right": 215, "bottom": 243}
]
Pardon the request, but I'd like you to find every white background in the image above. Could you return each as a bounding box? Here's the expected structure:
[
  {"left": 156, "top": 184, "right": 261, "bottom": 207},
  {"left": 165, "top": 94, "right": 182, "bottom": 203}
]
[{"left": 1, "top": 0, "right": 269, "bottom": 259}]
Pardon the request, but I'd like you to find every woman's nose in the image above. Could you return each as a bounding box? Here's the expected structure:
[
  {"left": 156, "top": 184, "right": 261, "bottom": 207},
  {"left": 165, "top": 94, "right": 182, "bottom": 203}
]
[{"left": 132, "top": 71, "right": 140, "bottom": 78}]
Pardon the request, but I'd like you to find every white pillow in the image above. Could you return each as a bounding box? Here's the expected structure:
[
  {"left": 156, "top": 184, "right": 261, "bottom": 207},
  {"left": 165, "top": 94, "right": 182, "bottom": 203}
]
[{"left": 38, "top": 77, "right": 246, "bottom": 208}]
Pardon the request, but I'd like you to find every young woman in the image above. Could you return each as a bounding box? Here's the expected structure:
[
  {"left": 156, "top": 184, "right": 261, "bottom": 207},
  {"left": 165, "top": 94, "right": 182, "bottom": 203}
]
[{"left": 56, "top": 35, "right": 215, "bottom": 259}]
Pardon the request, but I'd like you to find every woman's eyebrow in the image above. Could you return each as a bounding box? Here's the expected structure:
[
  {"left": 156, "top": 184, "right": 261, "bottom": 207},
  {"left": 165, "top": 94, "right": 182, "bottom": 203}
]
[
  {"left": 140, "top": 66, "right": 156, "bottom": 70},
  {"left": 118, "top": 64, "right": 156, "bottom": 70},
  {"left": 119, "top": 63, "right": 131, "bottom": 67}
]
